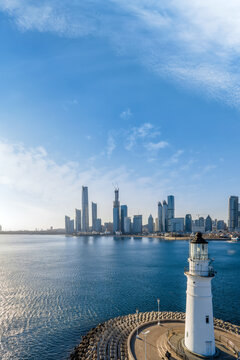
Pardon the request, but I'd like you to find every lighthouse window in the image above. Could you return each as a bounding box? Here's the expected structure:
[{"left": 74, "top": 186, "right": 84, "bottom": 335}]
[{"left": 206, "top": 316, "right": 209, "bottom": 323}]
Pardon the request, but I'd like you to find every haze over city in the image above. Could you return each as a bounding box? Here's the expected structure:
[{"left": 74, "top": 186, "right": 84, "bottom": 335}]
[{"left": 1, "top": 1, "right": 240, "bottom": 229}]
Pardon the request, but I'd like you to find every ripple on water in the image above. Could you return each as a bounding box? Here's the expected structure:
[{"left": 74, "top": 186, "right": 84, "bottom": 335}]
[{"left": 0, "top": 236, "right": 239, "bottom": 359}]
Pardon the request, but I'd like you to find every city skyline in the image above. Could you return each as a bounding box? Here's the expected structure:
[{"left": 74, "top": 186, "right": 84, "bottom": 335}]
[{"left": 1, "top": 2, "right": 240, "bottom": 229}]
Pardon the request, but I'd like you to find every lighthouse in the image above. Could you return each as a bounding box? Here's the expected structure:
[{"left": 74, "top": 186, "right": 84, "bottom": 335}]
[{"left": 184, "top": 232, "right": 215, "bottom": 357}]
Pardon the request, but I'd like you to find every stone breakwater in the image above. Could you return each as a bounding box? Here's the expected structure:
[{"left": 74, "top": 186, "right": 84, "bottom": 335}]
[{"left": 70, "top": 311, "right": 240, "bottom": 360}]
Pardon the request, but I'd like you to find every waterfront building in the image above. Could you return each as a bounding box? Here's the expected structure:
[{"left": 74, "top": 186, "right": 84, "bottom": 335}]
[
  {"left": 121, "top": 205, "right": 128, "bottom": 233},
  {"left": 199, "top": 217, "right": 205, "bottom": 227},
  {"left": 148, "top": 214, "right": 154, "bottom": 233},
  {"left": 169, "top": 218, "right": 184, "bottom": 232},
  {"left": 65, "top": 215, "right": 71, "bottom": 234},
  {"left": 69, "top": 219, "right": 74, "bottom": 234},
  {"left": 82, "top": 186, "right": 89, "bottom": 232},
  {"left": 95, "top": 218, "right": 102, "bottom": 232},
  {"left": 154, "top": 217, "right": 158, "bottom": 232},
  {"left": 192, "top": 221, "right": 205, "bottom": 234},
  {"left": 217, "top": 220, "right": 225, "bottom": 231},
  {"left": 185, "top": 214, "right": 192, "bottom": 233},
  {"left": 205, "top": 215, "right": 212, "bottom": 232},
  {"left": 167, "top": 195, "right": 175, "bottom": 230},
  {"left": 132, "top": 215, "right": 142, "bottom": 234},
  {"left": 104, "top": 222, "right": 113, "bottom": 233},
  {"left": 124, "top": 217, "right": 131, "bottom": 234},
  {"left": 92, "top": 202, "right": 97, "bottom": 231},
  {"left": 75, "top": 209, "right": 81, "bottom": 232},
  {"left": 238, "top": 203, "right": 240, "bottom": 228},
  {"left": 157, "top": 202, "right": 162, "bottom": 232},
  {"left": 113, "top": 188, "right": 120, "bottom": 233},
  {"left": 185, "top": 232, "right": 215, "bottom": 356},
  {"left": 162, "top": 200, "right": 168, "bottom": 232},
  {"left": 228, "top": 195, "right": 239, "bottom": 231}
]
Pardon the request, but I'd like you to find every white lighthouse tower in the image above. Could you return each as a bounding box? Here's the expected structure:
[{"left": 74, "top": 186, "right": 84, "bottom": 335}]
[{"left": 184, "top": 232, "right": 215, "bottom": 357}]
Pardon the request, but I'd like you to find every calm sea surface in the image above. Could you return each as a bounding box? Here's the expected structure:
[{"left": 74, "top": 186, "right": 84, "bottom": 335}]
[{"left": 0, "top": 235, "right": 239, "bottom": 359}]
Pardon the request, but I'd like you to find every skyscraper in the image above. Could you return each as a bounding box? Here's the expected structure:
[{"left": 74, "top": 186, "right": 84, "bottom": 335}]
[
  {"left": 228, "top": 196, "right": 239, "bottom": 231},
  {"left": 124, "top": 217, "right": 131, "bottom": 234},
  {"left": 65, "top": 215, "right": 71, "bottom": 234},
  {"left": 162, "top": 200, "right": 168, "bottom": 232},
  {"left": 205, "top": 215, "right": 212, "bottom": 232},
  {"left": 167, "top": 195, "right": 175, "bottom": 230},
  {"left": 133, "top": 215, "right": 142, "bottom": 234},
  {"left": 113, "top": 188, "right": 120, "bottom": 233},
  {"left": 148, "top": 214, "right": 154, "bottom": 233},
  {"left": 82, "top": 186, "right": 89, "bottom": 232},
  {"left": 157, "top": 202, "right": 162, "bottom": 232},
  {"left": 75, "top": 209, "right": 81, "bottom": 232},
  {"left": 120, "top": 205, "right": 128, "bottom": 233},
  {"left": 92, "top": 202, "right": 97, "bottom": 231},
  {"left": 185, "top": 214, "right": 192, "bottom": 233}
]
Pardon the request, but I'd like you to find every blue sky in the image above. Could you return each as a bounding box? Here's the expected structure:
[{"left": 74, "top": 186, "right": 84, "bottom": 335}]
[{"left": 0, "top": 1, "right": 239, "bottom": 229}]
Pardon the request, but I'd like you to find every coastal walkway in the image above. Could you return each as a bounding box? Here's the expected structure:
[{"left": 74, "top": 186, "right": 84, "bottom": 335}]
[{"left": 70, "top": 311, "right": 240, "bottom": 360}]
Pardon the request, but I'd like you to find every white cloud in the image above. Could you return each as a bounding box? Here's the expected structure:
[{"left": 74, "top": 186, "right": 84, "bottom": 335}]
[
  {"left": 107, "top": 134, "right": 116, "bottom": 156},
  {"left": 120, "top": 108, "right": 132, "bottom": 120},
  {"left": 1, "top": 0, "right": 240, "bottom": 106},
  {"left": 125, "top": 122, "right": 155, "bottom": 150},
  {"left": 145, "top": 141, "right": 169, "bottom": 151}
]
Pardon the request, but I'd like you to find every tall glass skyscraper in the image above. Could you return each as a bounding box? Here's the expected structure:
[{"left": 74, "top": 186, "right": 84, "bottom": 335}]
[
  {"left": 228, "top": 195, "right": 239, "bottom": 231},
  {"left": 120, "top": 205, "right": 128, "bottom": 233},
  {"left": 82, "top": 186, "right": 89, "bottom": 232},
  {"left": 148, "top": 214, "right": 154, "bottom": 233},
  {"left": 167, "top": 195, "right": 175, "bottom": 230},
  {"left": 75, "top": 209, "right": 81, "bottom": 232},
  {"left": 113, "top": 188, "right": 120, "bottom": 233},
  {"left": 92, "top": 202, "right": 97, "bottom": 231},
  {"left": 162, "top": 200, "right": 168, "bottom": 232},
  {"left": 157, "top": 202, "right": 162, "bottom": 232},
  {"left": 185, "top": 214, "right": 192, "bottom": 233}
]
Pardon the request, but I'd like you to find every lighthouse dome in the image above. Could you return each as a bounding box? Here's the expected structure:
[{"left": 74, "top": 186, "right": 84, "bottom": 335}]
[{"left": 191, "top": 232, "right": 207, "bottom": 244}]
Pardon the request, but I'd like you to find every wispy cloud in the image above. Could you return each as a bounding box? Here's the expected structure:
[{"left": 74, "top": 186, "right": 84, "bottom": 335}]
[
  {"left": 107, "top": 134, "right": 116, "bottom": 156},
  {"left": 120, "top": 108, "right": 132, "bottom": 120},
  {"left": 125, "top": 122, "right": 155, "bottom": 150},
  {"left": 2, "top": 1, "right": 240, "bottom": 107},
  {"left": 145, "top": 141, "right": 169, "bottom": 151}
]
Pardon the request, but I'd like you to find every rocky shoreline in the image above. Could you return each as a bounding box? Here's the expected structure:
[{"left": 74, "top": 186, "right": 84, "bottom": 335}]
[{"left": 70, "top": 311, "right": 240, "bottom": 360}]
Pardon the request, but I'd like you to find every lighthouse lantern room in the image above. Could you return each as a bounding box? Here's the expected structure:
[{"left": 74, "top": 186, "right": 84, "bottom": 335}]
[{"left": 184, "top": 232, "right": 215, "bottom": 357}]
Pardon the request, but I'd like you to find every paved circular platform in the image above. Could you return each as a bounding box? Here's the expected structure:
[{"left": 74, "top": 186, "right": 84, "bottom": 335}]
[{"left": 70, "top": 311, "right": 240, "bottom": 360}]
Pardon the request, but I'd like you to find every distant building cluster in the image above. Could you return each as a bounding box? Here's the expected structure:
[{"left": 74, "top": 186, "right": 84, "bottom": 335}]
[{"left": 65, "top": 187, "right": 239, "bottom": 236}]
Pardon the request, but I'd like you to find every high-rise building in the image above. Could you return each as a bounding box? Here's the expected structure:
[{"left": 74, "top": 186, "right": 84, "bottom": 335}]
[
  {"left": 75, "top": 209, "right": 81, "bottom": 232},
  {"left": 95, "top": 218, "right": 102, "bottom": 232},
  {"left": 121, "top": 205, "right": 128, "bottom": 233},
  {"left": 70, "top": 219, "right": 74, "bottom": 234},
  {"left": 157, "top": 202, "right": 162, "bottom": 232},
  {"left": 185, "top": 214, "right": 192, "bottom": 233},
  {"left": 199, "top": 217, "right": 205, "bottom": 227},
  {"left": 124, "top": 217, "right": 131, "bottom": 233},
  {"left": 205, "top": 215, "right": 213, "bottom": 232},
  {"left": 133, "top": 215, "right": 142, "bottom": 234},
  {"left": 154, "top": 217, "right": 158, "bottom": 232},
  {"left": 148, "top": 214, "right": 154, "bottom": 233},
  {"left": 92, "top": 202, "right": 97, "bottom": 231},
  {"left": 217, "top": 220, "right": 225, "bottom": 231},
  {"left": 167, "top": 195, "right": 175, "bottom": 230},
  {"left": 82, "top": 186, "right": 89, "bottom": 232},
  {"left": 228, "top": 196, "right": 239, "bottom": 231},
  {"left": 65, "top": 215, "right": 71, "bottom": 234},
  {"left": 169, "top": 218, "right": 184, "bottom": 232},
  {"left": 113, "top": 188, "right": 120, "bottom": 233},
  {"left": 162, "top": 200, "right": 168, "bottom": 232}
]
